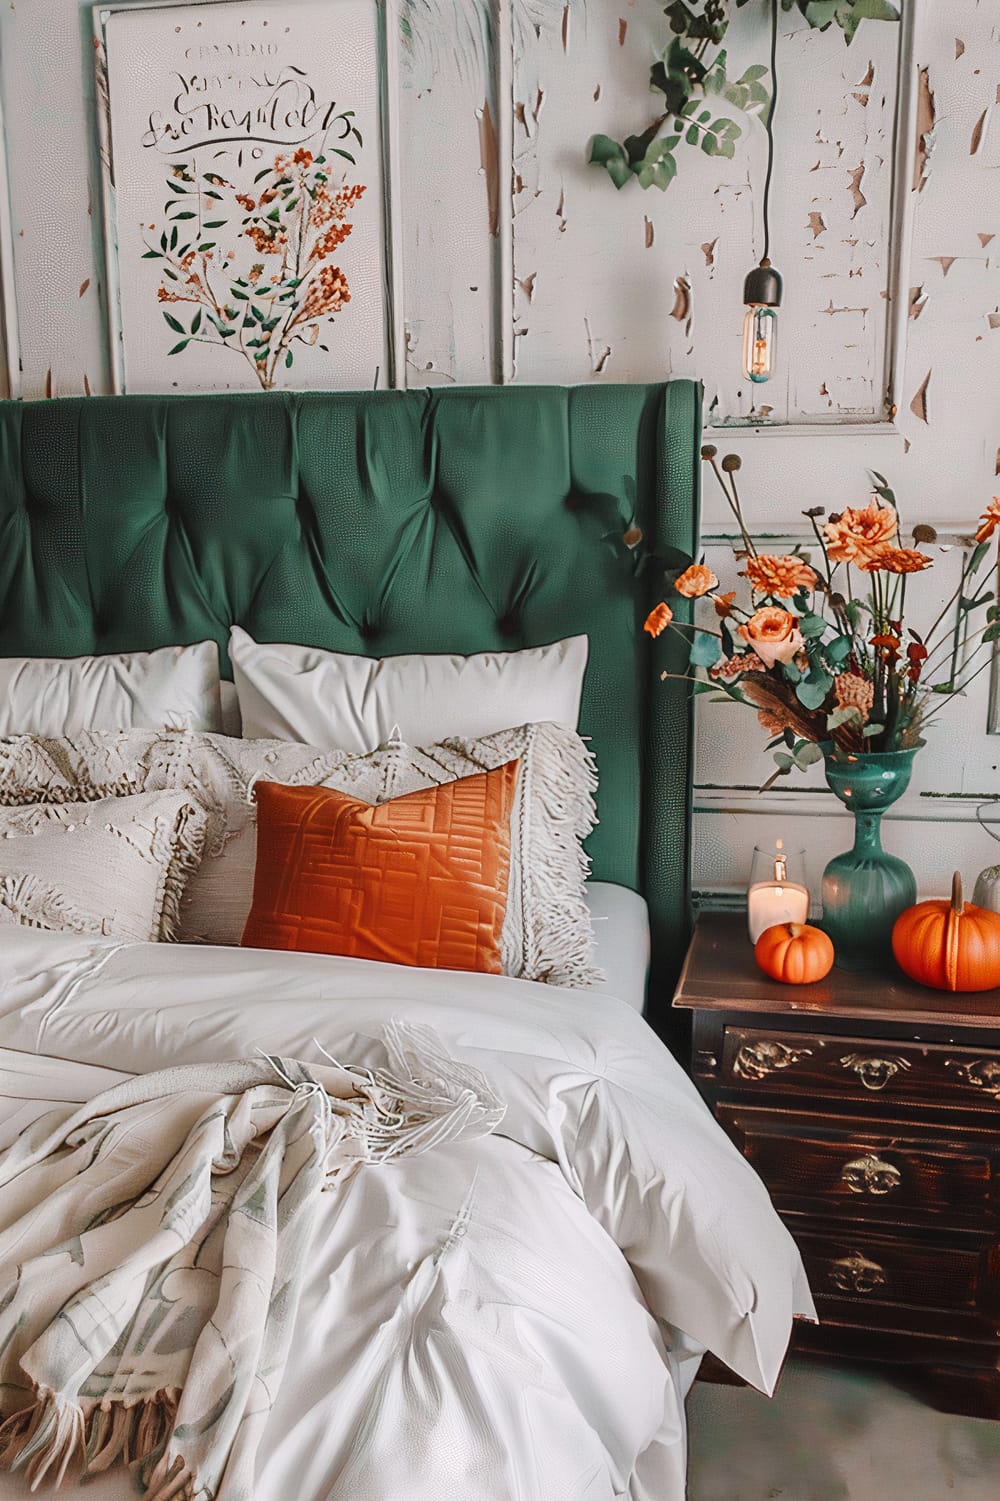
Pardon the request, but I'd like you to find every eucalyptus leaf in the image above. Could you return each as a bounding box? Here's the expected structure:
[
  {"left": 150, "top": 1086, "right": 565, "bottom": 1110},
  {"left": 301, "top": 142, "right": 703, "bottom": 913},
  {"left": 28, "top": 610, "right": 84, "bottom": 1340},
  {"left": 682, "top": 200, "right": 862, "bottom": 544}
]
[
  {"left": 796, "top": 676, "right": 832, "bottom": 711},
  {"left": 825, "top": 635, "right": 852, "bottom": 663},
  {"left": 773, "top": 752, "right": 795, "bottom": 771},
  {"left": 794, "top": 741, "right": 824, "bottom": 768},
  {"left": 688, "top": 632, "right": 722, "bottom": 668},
  {"left": 799, "top": 613, "right": 827, "bottom": 639},
  {"left": 826, "top": 705, "right": 862, "bottom": 731}
]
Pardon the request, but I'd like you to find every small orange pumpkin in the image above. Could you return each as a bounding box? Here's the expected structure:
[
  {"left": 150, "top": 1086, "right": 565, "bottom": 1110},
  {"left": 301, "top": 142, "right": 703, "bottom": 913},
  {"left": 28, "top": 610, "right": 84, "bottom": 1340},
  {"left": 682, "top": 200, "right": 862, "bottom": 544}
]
[
  {"left": 892, "top": 872, "right": 1000, "bottom": 993},
  {"left": 755, "top": 922, "right": 835, "bottom": 985}
]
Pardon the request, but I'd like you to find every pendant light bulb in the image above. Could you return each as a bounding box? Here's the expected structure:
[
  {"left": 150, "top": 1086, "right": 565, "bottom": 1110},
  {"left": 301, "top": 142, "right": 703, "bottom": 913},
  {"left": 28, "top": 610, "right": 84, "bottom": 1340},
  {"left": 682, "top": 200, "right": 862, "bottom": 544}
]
[
  {"left": 742, "top": 260, "right": 782, "bottom": 384},
  {"left": 740, "top": 0, "right": 783, "bottom": 387}
]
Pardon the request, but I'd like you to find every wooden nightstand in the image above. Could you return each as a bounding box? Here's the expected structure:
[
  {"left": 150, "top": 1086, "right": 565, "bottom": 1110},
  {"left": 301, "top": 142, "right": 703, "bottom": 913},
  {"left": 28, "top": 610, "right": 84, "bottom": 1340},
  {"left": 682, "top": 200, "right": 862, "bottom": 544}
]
[{"left": 673, "top": 912, "right": 1000, "bottom": 1418}]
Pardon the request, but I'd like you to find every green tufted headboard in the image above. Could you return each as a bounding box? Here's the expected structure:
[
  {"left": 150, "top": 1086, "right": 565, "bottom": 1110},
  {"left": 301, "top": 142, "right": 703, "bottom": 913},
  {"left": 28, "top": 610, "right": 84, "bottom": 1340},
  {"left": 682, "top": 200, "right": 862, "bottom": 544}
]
[{"left": 0, "top": 381, "right": 701, "bottom": 1024}]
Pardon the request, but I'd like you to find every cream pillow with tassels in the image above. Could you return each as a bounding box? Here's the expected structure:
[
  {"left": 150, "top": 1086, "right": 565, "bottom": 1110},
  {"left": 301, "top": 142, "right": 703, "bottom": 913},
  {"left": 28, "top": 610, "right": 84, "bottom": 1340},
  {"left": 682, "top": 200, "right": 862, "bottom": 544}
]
[{"left": 0, "top": 792, "right": 208, "bottom": 942}]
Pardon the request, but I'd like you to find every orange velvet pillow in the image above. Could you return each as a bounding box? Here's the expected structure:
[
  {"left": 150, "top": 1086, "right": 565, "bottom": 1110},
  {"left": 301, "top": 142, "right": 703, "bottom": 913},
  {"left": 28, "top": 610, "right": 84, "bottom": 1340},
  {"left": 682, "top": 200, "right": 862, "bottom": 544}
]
[{"left": 241, "top": 761, "right": 519, "bottom": 974}]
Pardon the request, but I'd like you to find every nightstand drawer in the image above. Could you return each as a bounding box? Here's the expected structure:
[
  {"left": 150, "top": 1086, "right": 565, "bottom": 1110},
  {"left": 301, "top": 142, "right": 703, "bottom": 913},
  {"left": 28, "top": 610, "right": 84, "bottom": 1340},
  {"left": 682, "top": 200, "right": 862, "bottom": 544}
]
[
  {"left": 712, "top": 1026, "right": 1000, "bottom": 1112},
  {"left": 717, "top": 1103, "right": 1000, "bottom": 1223},
  {"left": 793, "top": 1221, "right": 1000, "bottom": 1321}
]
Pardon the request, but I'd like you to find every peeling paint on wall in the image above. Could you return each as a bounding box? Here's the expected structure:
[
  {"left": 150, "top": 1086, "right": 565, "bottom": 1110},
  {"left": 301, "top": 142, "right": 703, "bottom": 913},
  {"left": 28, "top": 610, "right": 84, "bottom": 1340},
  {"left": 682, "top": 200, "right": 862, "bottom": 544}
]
[
  {"left": 847, "top": 164, "right": 867, "bottom": 217},
  {"left": 909, "top": 284, "right": 927, "bottom": 318},
  {"left": 583, "top": 315, "right": 611, "bottom": 375},
  {"left": 644, "top": 216, "right": 654, "bottom": 248},
  {"left": 914, "top": 66, "right": 936, "bottom": 190},
  {"left": 970, "top": 105, "right": 993, "bottom": 156},
  {"left": 930, "top": 255, "right": 956, "bottom": 276},
  {"left": 670, "top": 275, "right": 691, "bottom": 327},
  {"left": 477, "top": 100, "right": 500, "bottom": 237},
  {"left": 910, "top": 368, "right": 931, "bottom": 423},
  {"left": 807, "top": 211, "right": 827, "bottom": 238},
  {"left": 701, "top": 239, "right": 717, "bottom": 268}
]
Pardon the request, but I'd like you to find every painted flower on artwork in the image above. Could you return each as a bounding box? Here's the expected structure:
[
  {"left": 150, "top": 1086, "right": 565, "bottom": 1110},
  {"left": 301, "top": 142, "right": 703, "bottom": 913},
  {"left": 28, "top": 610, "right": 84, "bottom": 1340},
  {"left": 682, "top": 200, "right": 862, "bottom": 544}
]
[{"left": 142, "top": 125, "right": 366, "bottom": 391}]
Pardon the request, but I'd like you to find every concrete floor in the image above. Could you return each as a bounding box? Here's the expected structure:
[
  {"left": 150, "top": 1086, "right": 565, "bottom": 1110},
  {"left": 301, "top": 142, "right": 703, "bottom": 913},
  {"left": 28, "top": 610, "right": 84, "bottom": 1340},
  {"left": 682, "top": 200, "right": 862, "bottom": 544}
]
[{"left": 686, "top": 1355, "right": 1000, "bottom": 1500}]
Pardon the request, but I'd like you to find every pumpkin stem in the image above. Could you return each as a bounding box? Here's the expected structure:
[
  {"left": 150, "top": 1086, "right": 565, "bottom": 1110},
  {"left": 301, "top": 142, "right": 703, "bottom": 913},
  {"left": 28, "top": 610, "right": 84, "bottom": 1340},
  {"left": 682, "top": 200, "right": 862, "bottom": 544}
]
[
  {"left": 951, "top": 871, "right": 964, "bottom": 913},
  {"left": 788, "top": 924, "right": 803, "bottom": 938}
]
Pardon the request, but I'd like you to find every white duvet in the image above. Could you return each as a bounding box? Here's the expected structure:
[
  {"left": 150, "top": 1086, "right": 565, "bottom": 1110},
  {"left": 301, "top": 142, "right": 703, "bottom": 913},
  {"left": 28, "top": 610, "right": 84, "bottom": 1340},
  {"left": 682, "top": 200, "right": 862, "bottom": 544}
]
[{"left": 0, "top": 930, "right": 814, "bottom": 1501}]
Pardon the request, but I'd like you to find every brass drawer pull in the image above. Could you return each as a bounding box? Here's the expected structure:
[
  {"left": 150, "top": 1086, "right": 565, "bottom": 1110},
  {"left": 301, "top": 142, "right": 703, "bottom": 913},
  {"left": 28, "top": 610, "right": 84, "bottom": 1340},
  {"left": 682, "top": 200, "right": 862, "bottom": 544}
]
[
  {"left": 945, "top": 1059, "right": 1000, "bottom": 1096},
  {"left": 839, "top": 1053, "right": 911, "bottom": 1092},
  {"left": 732, "top": 1040, "right": 813, "bottom": 1081},
  {"left": 839, "top": 1154, "right": 902, "bottom": 1196},
  {"left": 828, "top": 1252, "right": 888, "bottom": 1296}
]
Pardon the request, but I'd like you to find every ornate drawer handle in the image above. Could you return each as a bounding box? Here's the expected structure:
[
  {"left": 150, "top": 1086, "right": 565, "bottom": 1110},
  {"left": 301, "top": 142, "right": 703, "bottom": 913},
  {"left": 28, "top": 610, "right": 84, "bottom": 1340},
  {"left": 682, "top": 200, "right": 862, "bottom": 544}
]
[
  {"left": 732, "top": 1040, "right": 813, "bottom": 1081},
  {"left": 839, "top": 1053, "right": 911, "bottom": 1092},
  {"left": 828, "top": 1252, "right": 888, "bottom": 1297},
  {"left": 945, "top": 1059, "right": 1000, "bottom": 1097},
  {"left": 839, "top": 1154, "right": 902, "bottom": 1196}
]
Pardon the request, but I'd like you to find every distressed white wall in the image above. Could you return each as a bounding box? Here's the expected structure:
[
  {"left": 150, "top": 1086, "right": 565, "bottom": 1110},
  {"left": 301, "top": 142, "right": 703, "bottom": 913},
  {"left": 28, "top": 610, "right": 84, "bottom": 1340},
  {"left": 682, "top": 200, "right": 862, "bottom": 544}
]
[{"left": 0, "top": 0, "right": 998, "bottom": 900}]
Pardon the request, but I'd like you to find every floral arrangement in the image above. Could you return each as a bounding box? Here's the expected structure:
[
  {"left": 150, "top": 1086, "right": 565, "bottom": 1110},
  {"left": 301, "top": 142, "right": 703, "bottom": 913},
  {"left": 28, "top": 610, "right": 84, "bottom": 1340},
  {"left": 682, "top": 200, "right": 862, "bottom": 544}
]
[
  {"left": 143, "top": 135, "right": 365, "bottom": 391},
  {"left": 644, "top": 449, "right": 1000, "bottom": 783}
]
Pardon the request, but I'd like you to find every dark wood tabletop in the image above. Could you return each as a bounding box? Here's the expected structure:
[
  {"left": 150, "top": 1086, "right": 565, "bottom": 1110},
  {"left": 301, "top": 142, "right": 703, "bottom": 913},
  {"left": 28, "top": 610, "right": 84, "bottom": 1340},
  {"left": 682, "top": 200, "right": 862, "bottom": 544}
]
[{"left": 672, "top": 912, "right": 1000, "bottom": 1030}]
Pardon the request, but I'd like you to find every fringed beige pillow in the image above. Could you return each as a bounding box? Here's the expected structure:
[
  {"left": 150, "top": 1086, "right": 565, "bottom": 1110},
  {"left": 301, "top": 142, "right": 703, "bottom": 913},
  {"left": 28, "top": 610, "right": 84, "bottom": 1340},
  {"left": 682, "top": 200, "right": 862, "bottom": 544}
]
[
  {"left": 0, "top": 792, "right": 208, "bottom": 942},
  {"left": 0, "top": 724, "right": 600, "bottom": 985}
]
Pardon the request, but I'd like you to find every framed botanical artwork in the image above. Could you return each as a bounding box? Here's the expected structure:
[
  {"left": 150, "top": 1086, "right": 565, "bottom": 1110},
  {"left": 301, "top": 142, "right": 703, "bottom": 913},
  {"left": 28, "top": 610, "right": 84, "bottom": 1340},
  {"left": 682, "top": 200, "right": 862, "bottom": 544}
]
[{"left": 94, "top": 0, "right": 401, "bottom": 392}]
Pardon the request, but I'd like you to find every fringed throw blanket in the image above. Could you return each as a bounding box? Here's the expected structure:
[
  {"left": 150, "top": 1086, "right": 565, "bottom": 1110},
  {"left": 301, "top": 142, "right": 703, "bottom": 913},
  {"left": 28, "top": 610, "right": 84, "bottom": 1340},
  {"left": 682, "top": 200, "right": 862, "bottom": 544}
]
[{"left": 0, "top": 1023, "right": 504, "bottom": 1499}]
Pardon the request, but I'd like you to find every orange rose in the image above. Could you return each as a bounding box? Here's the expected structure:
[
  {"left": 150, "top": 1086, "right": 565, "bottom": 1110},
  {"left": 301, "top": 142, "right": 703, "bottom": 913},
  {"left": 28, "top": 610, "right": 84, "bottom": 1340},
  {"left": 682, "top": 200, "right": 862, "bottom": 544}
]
[
  {"left": 742, "top": 554, "right": 818, "bottom": 596},
  {"left": 823, "top": 500, "right": 897, "bottom": 565},
  {"left": 975, "top": 498, "right": 1000, "bottom": 543},
  {"left": 674, "top": 563, "right": 719, "bottom": 598},
  {"left": 644, "top": 602, "right": 673, "bottom": 638},
  {"left": 737, "top": 606, "right": 804, "bottom": 669}
]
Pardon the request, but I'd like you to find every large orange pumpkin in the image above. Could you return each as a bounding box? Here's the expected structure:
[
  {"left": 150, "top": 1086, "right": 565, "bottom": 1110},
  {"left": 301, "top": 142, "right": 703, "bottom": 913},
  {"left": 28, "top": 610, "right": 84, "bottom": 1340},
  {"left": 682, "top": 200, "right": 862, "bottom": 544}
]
[
  {"left": 755, "top": 922, "right": 835, "bottom": 985},
  {"left": 892, "top": 873, "right": 1000, "bottom": 993}
]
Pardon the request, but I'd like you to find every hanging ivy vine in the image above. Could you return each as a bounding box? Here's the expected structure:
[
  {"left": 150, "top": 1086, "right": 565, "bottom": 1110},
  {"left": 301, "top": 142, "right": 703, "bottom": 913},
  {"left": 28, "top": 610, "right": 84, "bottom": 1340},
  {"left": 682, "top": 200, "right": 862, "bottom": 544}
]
[{"left": 590, "top": 0, "right": 899, "bottom": 192}]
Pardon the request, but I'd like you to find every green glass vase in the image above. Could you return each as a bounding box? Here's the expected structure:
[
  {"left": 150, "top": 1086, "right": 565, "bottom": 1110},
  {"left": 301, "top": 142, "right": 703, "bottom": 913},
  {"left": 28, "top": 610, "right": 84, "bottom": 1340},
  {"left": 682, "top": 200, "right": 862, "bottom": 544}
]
[{"left": 821, "top": 747, "right": 919, "bottom": 971}]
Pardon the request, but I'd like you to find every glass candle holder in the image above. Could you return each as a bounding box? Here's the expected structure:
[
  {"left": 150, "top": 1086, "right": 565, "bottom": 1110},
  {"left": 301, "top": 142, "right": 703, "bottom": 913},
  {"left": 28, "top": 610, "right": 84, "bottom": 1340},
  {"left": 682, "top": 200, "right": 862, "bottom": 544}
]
[{"left": 747, "top": 841, "right": 810, "bottom": 944}]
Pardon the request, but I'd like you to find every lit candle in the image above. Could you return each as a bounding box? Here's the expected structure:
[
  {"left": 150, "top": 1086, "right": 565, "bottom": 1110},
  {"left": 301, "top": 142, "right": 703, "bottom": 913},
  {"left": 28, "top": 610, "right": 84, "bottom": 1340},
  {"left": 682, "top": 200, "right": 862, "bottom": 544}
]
[{"left": 747, "top": 850, "right": 810, "bottom": 943}]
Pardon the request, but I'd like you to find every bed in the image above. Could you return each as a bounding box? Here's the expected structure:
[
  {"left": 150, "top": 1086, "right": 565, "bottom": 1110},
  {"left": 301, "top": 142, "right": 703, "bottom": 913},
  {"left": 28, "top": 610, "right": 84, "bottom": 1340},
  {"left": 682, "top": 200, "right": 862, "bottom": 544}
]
[{"left": 0, "top": 383, "right": 814, "bottom": 1500}]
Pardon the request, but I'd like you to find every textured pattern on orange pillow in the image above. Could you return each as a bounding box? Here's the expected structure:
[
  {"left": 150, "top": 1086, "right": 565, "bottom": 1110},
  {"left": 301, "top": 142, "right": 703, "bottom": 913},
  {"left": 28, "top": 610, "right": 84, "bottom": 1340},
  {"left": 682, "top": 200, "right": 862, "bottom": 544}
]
[{"left": 242, "top": 762, "right": 519, "bottom": 973}]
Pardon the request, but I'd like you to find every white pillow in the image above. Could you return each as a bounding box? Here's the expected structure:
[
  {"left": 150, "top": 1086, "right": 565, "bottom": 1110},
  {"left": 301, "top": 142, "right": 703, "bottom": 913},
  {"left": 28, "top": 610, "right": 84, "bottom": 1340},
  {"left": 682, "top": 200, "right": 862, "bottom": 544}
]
[
  {"left": 228, "top": 627, "right": 588, "bottom": 752},
  {"left": 0, "top": 725, "right": 601, "bottom": 987},
  {"left": 0, "top": 643, "right": 224, "bottom": 738},
  {"left": 0, "top": 791, "right": 208, "bottom": 942}
]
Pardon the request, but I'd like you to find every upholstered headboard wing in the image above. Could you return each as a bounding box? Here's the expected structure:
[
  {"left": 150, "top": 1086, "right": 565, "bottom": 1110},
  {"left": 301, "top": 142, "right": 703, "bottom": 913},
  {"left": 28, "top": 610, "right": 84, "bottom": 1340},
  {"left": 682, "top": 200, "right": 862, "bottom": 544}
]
[{"left": 0, "top": 382, "right": 701, "bottom": 1014}]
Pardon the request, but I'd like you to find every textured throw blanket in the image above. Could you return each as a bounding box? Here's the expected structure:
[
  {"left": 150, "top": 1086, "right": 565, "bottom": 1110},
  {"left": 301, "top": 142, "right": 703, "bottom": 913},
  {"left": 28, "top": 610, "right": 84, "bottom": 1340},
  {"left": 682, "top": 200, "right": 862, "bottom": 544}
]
[{"left": 0, "top": 1023, "right": 504, "bottom": 1499}]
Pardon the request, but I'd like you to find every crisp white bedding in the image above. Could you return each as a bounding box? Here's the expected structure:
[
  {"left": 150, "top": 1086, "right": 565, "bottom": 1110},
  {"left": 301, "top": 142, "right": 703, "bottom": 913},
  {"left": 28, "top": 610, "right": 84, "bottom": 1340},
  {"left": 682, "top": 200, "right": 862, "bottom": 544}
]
[
  {"left": 0, "top": 931, "right": 814, "bottom": 1500},
  {"left": 584, "top": 882, "right": 650, "bottom": 1012}
]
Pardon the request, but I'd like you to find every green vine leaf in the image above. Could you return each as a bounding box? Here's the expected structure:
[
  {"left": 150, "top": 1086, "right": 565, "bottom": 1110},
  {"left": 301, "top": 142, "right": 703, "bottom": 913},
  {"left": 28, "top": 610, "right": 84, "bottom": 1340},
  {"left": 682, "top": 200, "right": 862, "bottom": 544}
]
[
  {"left": 591, "top": 0, "right": 897, "bottom": 192},
  {"left": 635, "top": 137, "right": 681, "bottom": 190},
  {"left": 588, "top": 134, "right": 633, "bottom": 189}
]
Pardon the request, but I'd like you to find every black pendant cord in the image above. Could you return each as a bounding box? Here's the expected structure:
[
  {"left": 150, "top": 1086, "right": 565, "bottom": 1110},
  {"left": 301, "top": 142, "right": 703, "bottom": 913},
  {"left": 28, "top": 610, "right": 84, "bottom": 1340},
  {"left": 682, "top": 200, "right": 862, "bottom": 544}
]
[{"left": 760, "top": 0, "right": 778, "bottom": 265}]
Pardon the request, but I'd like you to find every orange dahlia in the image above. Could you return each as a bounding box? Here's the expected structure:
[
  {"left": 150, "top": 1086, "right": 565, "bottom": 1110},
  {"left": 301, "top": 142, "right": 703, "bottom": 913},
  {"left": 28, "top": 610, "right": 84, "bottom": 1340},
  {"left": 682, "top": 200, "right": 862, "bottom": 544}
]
[
  {"left": 644, "top": 602, "right": 673, "bottom": 637},
  {"left": 824, "top": 500, "right": 897, "bottom": 565},
  {"left": 975, "top": 498, "right": 1000, "bottom": 543},
  {"left": 857, "top": 547, "right": 933, "bottom": 574},
  {"left": 674, "top": 563, "right": 719, "bottom": 599},
  {"left": 742, "top": 554, "right": 818, "bottom": 596}
]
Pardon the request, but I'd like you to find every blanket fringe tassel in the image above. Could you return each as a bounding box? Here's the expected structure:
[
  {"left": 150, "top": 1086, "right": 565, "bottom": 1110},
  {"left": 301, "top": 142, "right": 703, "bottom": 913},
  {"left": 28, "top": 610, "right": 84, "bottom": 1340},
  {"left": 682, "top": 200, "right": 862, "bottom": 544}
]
[{"left": 0, "top": 1387, "right": 194, "bottom": 1497}]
